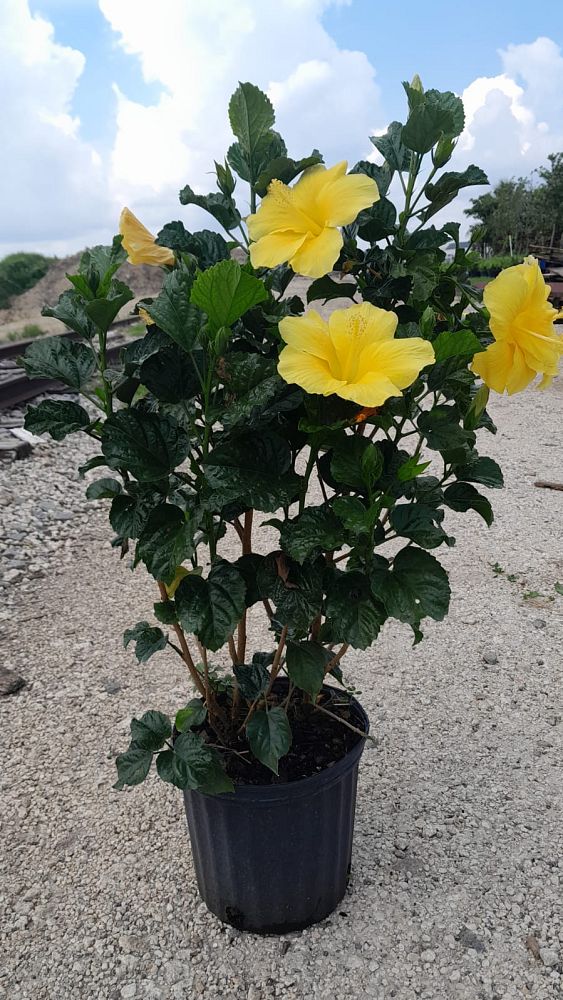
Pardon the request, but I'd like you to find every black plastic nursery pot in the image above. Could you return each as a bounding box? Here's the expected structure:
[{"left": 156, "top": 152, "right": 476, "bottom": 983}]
[{"left": 182, "top": 682, "right": 369, "bottom": 934}]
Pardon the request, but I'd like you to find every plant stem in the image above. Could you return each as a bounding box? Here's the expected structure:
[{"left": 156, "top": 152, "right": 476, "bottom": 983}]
[
  {"left": 157, "top": 582, "right": 206, "bottom": 697},
  {"left": 324, "top": 642, "right": 349, "bottom": 675},
  {"left": 299, "top": 446, "right": 318, "bottom": 515},
  {"left": 313, "top": 701, "right": 375, "bottom": 744},
  {"left": 236, "top": 510, "right": 253, "bottom": 663},
  {"left": 265, "top": 625, "right": 289, "bottom": 697}
]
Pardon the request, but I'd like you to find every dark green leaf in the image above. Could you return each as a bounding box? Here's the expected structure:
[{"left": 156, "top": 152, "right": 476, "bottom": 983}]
[
  {"left": 332, "top": 496, "right": 376, "bottom": 536},
  {"left": 191, "top": 259, "right": 267, "bottom": 332},
  {"left": 109, "top": 489, "right": 161, "bottom": 540},
  {"left": 397, "top": 457, "right": 431, "bottom": 482},
  {"left": 417, "top": 406, "right": 470, "bottom": 451},
  {"left": 370, "top": 122, "right": 410, "bottom": 172},
  {"left": 182, "top": 230, "right": 230, "bottom": 269},
  {"left": 444, "top": 482, "right": 493, "bottom": 525},
  {"left": 114, "top": 747, "right": 153, "bottom": 789},
  {"left": 20, "top": 336, "right": 96, "bottom": 389},
  {"left": 306, "top": 275, "right": 357, "bottom": 304},
  {"left": 123, "top": 621, "right": 167, "bottom": 663},
  {"left": 146, "top": 271, "right": 204, "bottom": 352},
  {"left": 261, "top": 557, "right": 324, "bottom": 632},
  {"left": 204, "top": 431, "right": 300, "bottom": 512},
  {"left": 173, "top": 730, "right": 234, "bottom": 792},
  {"left": 175, "top": 559, "right": 246, "bottom": 652},
  {"left": 286, "top": 641, "right": 326, "bottom": 698},
  {"left": 79, "top": 237, "right": 127, "bottom": 296},
  {"left": 175, "top": 699, "right": 207, "bottom": 732},
  {"left": 456, "top": 456, "right": 504, "bottom": 488},
  {"left": 121, "top": 327, "right": 165, "bottom": 375},
  {"left": 405, "top": 226, "right": 451, "bottom": 251},
  {"left": 101, "top": 410, "right": 190, "bottom": 481},
  {"left": 221, "top": 354, "right": 284, "bottom": 429},
  {"left": 254, "top": 151, "right": 323, "bottom": 197},
  {"left": 41, "top": 289, "right": 97, "bottom": 339},
  {"left": 178, "top": 184, "right": 240, "bottom": 231},
  {"left": 431, "top": 328, "right": 483, "bottom": 363},
  {"left": 78, "top": 455, "right": 107, "bottom": 477},
  {"left": 423, "top": 165, "right": 488, "bottom": 220},
  {"left": 325, "top": 571, "right": 386, "bottom": 649},
  {"left": 86, "top": 279, "right": 134, "bottom": 333},
  {"left": 154, "top": 600, "right": 177, "bottom": 625},
  {"left": 233, "top": 662, "right": 270, "bottom": 701},
  {"left": 137, "top": 504, "right": 196, "bottom": 585},
  {"left": 246, "top": 707, "right": 292, "bottom": 774},
  {"left": 24, "top": 399, "right": 91, "bottom": 441},
  {"left": 370, "top": 546, "right": 450, "bottom": 632},
  {"left": 464, "top": 385, "right": 490, "bottom": 431},
  {"left": 86, "top": 477, "right": 122, "bottom": 500},
  {"left": 130, "top": 710, "right": 171, "bottom": 751},
  {"left": 140, "top": 341, "right": 202, "bottom": 402},
  {"left": 402, "top": 89, "right": 464, "bottom": 153},
  {"left": 280, "top": 505, "right": 343, "bottom": 563},
  {"left": 331, "top": 437, "right": 383, "bottom": 491},
  {"left": 390, "top": 503, "right": 453, "bottom": 548},
  {"left": 155, "top": 221, "right": 192, "bottom": 251},
  {"left": 358, "top": 198, "right": 397, "bottom": 241},
  {"left": 229, "top": 82, "right": 275, "bottom": 167}
]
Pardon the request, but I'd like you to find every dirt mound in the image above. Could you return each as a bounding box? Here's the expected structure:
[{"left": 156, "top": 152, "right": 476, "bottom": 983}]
[{"left": 0, "top": 254, "right": 164, "bottom": 339}]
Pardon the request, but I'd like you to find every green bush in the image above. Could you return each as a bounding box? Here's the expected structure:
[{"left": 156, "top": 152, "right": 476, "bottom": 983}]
[
  {"left": 468, "top": 254, "right": 523, "bottom": 277},
  {"left": 0, "top": 253, "right": 53, "bottom": 309}
]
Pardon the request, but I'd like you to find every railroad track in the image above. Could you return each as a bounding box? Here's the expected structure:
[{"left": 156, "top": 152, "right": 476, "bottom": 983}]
[{"left": 0, "top": 317, "right": 140, "bottom": 411}]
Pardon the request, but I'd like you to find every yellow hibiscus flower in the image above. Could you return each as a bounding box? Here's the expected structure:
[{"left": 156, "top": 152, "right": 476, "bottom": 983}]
[
  {"left": 247, "top": 162, "right": 379, "bottom": 280},
  {"left": 119, "top": 207, "right": 175, "bottom": 267},
  {"left": 472, "top": 256, "right": 563, "bottom": 394},
  {"left": 278, "top": 302, "right": 435, "bottom": 407}
]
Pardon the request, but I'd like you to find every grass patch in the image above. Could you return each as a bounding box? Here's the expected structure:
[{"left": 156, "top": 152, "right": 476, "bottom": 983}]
[{"left": 6, "top": 323, "right": 47, "bottom": 342}]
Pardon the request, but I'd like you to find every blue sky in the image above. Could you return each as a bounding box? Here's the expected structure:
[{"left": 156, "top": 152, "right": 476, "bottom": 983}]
[{"left": 3, "top": 0, "right": 563, "bottom": 255}]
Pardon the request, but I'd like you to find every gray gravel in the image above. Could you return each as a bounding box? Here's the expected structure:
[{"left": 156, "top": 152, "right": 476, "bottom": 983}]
[{"left": 0, "top": 376, "right": 562, "bottom": 1000}]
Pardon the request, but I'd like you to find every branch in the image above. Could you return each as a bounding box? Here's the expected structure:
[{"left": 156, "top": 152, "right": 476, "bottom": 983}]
[
  {"left": 157, "top": 582, "right": 206, "bottom": 697},
  {"left": 325, "top": 642, "right": 349, "bottom": 675}
]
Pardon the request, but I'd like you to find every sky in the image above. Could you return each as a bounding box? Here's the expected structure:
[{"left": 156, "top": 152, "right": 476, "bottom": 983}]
[{"left": 2, "top": 0, "right": 563, "bottom": 258}]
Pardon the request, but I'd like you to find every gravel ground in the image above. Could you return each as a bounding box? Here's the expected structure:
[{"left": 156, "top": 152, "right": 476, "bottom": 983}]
[{"left": 1, "top": 373, "right": 562, "bottom": 1000}]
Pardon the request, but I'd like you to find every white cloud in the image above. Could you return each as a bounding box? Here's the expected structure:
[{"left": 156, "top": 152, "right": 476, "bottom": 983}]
[
  {"left": 0, "top": 0, "right": 114, "bottom": 256},
  {"left": 99, "top": 0, "right": 382, "bottom": 230}
]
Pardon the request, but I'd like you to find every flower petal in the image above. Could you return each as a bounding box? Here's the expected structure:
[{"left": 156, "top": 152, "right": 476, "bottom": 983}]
[
  {"left": 505, "top": 344, "right": 536, "bottom": 394},
  {"left": 337, "top": 374, "right": 401, "bottom": 407},
  {"left": 471, "top": 340, "right": 515, "bottom": 394},
  {"left": 278, "top": 310, "right": 337, "bottom": 366},
  {"left": 483, "top": 264, "right": 537, "bottom": 341},
  {"left": 277, "top": 345, "right": 345, "bottom": 396},
  {"left": 247, "top": 180, "right": 321, "bottom": 240},
  {"left": 119, "top": 207, "right": 175, "bottom": 267},
  {"left": 318, "top": 172, "right": 380, "bottom": 227},
  {"left": 359, "top": 337, "right": 435, "bottom": 389},
  {"left": 292, "top": 161, "right": 348, "bottom": 213},
  {"left": 289, "top": 227, "right": 343, "bottom": 279},
  {"left": 249, "top": 229, "right": 307, "bottom": 270}
]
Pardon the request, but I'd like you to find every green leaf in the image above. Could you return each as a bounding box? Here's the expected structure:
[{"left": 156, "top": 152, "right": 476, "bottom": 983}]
[
  {"left": 325, "top": 571, "right": 386, "bottom": 649},
  {"left": 464, "top": 385, "right": 490, "bottom": 431},
  {"left": 254, "top": 151, "right": 323, "bottom": 197},
  {"left": 246, "top": 707, "right": 292, "bottom": 774},
  {"left": 397, "top": 457, "right": 431, "bottom": 482},
  {"left": 370, "top": 122, "right": 410, "bottom": 172},
  {"left": 191, "top": 260, "right": 267, "bottom": 332},
  {"left": 554, "top": 582, "right": 563, "bottom": 596},
  {"left": 405, "top": 226, "right": 452, "bottom": 251},
  {"left": 146, "top": 271, "right": 205, "bottom": 353},
  {"left": 86, "top": 477, "right": 122, "bottom": 500},
  {"left": 41, "top": 289, "right": 97, "bottom": 339},
  {"left": 109, "top": 490, "right": 160, "bottom": 540},
  {"left": 306, "top": 275, "right": 357, "bottom": 304},
  {"left": 417, "top": 406, "right": 471, "bottom": 451},
  {"left": 444, "top": 482, "right": 493, "bottom": 526},
  {"left": 178, "top": 184, "right": 241, "bottom": 231},
  {"left": 121, "top": 327, "right": 164, "bottom": 375},
  {"left": 182, "top": 230, "right": 231, "bottom": 269},
  {"left": 350, "top": 160, "right": 392, "bottom": 197},
  {"left": 137, "top": 504, "right": 196, "bottom": 585},
  {"left": 260, "top": 556, "right": 324, "bottom": 632},
  {"left": 233, "top": 662, "right": 270, "bottom": 701},
  {"left": 332, "top": 496, "right": 376, "bottom": 537},
  {"left": 357, "top": 198, "right": 397, "bottom": 241},
  {"left": 173, "top": 730, "right": 234, "bottom": 792},
  {"left": 24, "top": 399, "right": 91, "bottom": 441},
  {"left": 154, "top": 221, "right": 192, "bottom": 252},
  {"left": 390, "top": 503, "right": 453, "bottom": 548},
  {"left": 402, "top": 89, "right": 464, "bottom": 153},
  {"left": 78, "top": 455, "right": 108, "bottom": 477},
  {"left": 123, "top": 621, "right": 167, "bottom": 663},
  {"left": 204, "top": 431, "right": 300, "bottom": 512},
  {"left": 175, "top": 559, "right": 246, "bottom": 652},
  {"left": 153, "top": 600, "right": 177, "bottom": 625},
  {"left": 431, "top": 329, "right": 483, "bottom": 363},
  {"left": 140, "top": 341, "right": 203, "bottom": 402},
  {"left": 280, "top": 505, "right": 343, "bottom": 563},
  {"left": 114, "top": 747, "right": 153, "bottom": 789},
  {"left": 423, "top": 165, "right": 488, "bottom": 220},
  {"left": 20, "top": 336, "right": 96, "bottom": 389},
  {"left": 221, "top": 354, "right": 286, "bottom": 429},
  {"left": 130, "top": 710, "right": 172, "bottom": 751},
  {"left": 331, "top": 437, "right": 383, "bottom": 491},
  {"left": 101, "top": 410, "right": 190, "bottom": 482},
  {"left": 286, "top": 641, "right": 326, "bottom": 698},
  {"left": 229, "top": 81, "right": 275, "bottom": 166},
  {"left": 371, "top": 547, "right": 450, "bottom": 632},
  {"left": 456, "top": 456, "right": 504, "bottom": 488},
  {"left": 79, "top": 237, "right": 127, "bottom": 296},
  {"left": 86, "top": 279, "right": 134, "bottom": 333},
  {"left": 175, "top": 698, "right": 207, "bottom": 733}
]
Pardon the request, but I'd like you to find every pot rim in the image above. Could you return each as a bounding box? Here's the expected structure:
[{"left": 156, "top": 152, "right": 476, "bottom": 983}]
[{"left": 189, "top": 680, "right": 370, "bottom": 804}]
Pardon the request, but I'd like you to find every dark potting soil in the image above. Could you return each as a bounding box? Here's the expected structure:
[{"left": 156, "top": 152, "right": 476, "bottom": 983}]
[{"left": 208, "top": 691, "right": 366, "bottom": 787}]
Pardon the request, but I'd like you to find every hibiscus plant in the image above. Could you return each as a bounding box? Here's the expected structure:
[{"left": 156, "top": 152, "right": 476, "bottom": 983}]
[{"left": 22, "top": 79, "right": 562, "bottom": 793}]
